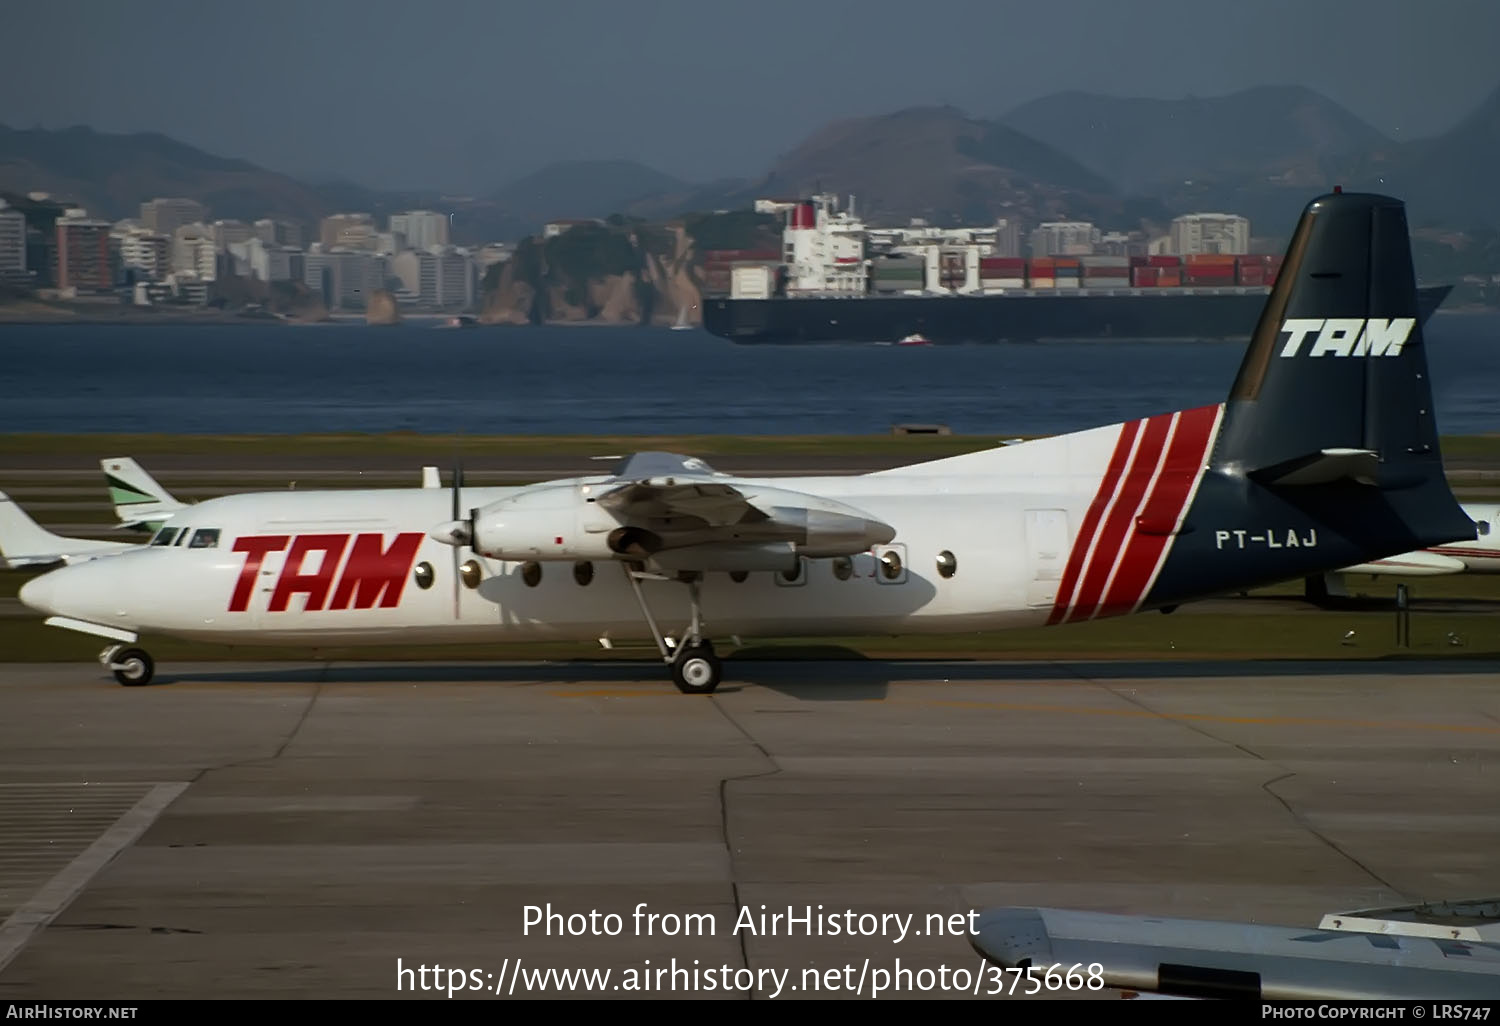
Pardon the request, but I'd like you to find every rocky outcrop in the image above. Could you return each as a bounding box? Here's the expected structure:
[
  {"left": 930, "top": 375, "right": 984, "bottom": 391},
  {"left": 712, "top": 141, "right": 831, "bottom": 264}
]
[
  {"left": 478, "top": 221, "right": 702, "bottom": 326},
  {"left": 268, "top": 280, "right": 329, "bottom": 322},
  {"left": 364, "top": 289, "right": 401, "bottom": 325}
]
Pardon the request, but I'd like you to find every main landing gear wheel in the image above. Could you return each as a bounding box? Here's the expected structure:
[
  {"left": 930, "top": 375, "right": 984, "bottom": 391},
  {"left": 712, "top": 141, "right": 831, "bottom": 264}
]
[
  {"left": 621, "top": 564, "right": 726, "bottom": 694},
  {"left": 672, "top": 643, "right": 722, "bottom": 695},
  {"left": 110, "top": 647, "right": 154, "bottom": 687}
]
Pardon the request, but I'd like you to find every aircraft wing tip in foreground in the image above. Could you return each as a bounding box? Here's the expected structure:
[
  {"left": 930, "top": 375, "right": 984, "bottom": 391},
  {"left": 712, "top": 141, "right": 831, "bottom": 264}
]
[{"left": 968, "top": 899, "right": 1500, "bottom": 999}]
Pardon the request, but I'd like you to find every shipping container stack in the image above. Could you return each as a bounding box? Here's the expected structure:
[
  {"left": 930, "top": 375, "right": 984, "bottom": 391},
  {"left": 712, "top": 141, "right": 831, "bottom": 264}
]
[
  {"left": 1028, "top": 257, "right": 1056, "bottom": 288},
  {"left": 700, "top": 249, "right": 780, "bottom": 295},
  {"left": 979, "top": 256, "right": 1026, "bottom": 290},
  {"left": 1234, "top": 254, "right": 1275, "bottom": 287},
  {"left": 1081, "top": 254, "right": 1129, "bottom": 288},
  {"left": 1183, "top": 253, "right": 1237, "bottom": 287},
  {"left": 1150, "top": 255, "right": 1183, "bottom": 287},
  {"left": 1054, "top": 257, "right": 1081, "bottom": 289},
  {"left": 871, "top": 253, "right": 924, "bottom": 293}
]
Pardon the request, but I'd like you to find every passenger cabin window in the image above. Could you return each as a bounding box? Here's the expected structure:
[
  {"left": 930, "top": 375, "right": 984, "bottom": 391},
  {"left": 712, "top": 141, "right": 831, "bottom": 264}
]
[
  {"left": 189, "top": 529, "right": 221, "bottom": 549},
  {"left": 1479, "top": 521, "right": 1491, "bottom": 536},
  {"left": 149, "top": 527, "right": 180, "bottom": 546}
]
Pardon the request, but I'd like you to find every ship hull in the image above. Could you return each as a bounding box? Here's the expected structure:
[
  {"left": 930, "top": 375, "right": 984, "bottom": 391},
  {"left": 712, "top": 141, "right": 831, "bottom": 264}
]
[{"left": 702, "top": 286, "right": 1452, "bottom": 343}]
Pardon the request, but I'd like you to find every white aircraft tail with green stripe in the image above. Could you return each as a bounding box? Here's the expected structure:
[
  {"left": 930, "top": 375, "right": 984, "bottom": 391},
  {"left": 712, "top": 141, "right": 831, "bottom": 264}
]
[{"left": 101, "top": 457, "right": 188, "bottom": 532}]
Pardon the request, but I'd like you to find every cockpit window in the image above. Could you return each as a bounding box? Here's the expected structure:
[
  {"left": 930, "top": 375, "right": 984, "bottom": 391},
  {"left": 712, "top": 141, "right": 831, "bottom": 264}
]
[
  {"left": 149, "top": 527, "right": 180, "bottom": 546},
  {"left": 189, "top": 529, "right": 221, "bottom": 549}
]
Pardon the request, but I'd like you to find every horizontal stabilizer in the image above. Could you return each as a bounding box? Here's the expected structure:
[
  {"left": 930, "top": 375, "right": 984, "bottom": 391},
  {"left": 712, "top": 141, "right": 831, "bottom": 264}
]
[
  {"left": 1251, "top": 448, "right": 1380, "bottom": 487},
  {"left": 1339, "top": 549, "right": 1467, "bottom": 576}
]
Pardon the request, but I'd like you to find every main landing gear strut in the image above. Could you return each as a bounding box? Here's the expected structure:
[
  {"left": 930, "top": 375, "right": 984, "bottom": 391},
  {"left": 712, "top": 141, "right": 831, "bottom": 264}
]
[
  {"left": 621, "top": 563, "right": 722, "bottom": 694},
  {"left": 100, "top": 644, "right": 154, "bottom": 687}
]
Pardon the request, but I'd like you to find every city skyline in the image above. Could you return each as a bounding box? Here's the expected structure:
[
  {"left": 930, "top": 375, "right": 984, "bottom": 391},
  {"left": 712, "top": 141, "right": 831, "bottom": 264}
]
[{"left": 5, "top": 0, "right": 1499, "bottom": 194}]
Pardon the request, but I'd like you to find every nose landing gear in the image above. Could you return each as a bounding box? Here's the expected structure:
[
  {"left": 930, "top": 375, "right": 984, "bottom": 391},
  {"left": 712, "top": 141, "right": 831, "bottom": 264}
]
[{"left": 100, "top": 644, "right": 154, "bottom": 686}]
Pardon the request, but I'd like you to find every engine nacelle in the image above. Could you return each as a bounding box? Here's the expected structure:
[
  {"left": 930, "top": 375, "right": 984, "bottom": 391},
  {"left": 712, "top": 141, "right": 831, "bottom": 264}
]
[
  {"left": 649, "top": 542, "right": 800, "bottom": 574},
  {"left": 470, "top": 484, "right": 618, "bottom": 561},
  {"left": 764, "top": 506, "right": 896, "bottom": 557},
  {"left": 464, "top": 480, "right": 897, "bottom": 564}
]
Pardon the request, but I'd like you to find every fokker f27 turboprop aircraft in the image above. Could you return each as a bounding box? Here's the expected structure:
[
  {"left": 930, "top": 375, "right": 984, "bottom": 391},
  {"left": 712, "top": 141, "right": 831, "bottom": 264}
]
[{"left": 13, "top": 191, "right": 1478, "bottom": 691}]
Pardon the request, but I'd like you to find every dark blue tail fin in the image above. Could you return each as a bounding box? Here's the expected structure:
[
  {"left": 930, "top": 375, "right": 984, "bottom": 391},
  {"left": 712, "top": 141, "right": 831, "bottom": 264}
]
[
  {"left": 1139, "top": 191, "right": 1475, "bottom": 611},
  {"left": 1216, "top": 191, "right": 1448, "bottom": 488}
]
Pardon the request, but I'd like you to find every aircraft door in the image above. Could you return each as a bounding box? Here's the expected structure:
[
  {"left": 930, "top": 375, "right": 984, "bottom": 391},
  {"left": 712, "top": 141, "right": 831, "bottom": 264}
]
[{"left": 1023, "top": 509, "right": 1068, "bottom": 607}]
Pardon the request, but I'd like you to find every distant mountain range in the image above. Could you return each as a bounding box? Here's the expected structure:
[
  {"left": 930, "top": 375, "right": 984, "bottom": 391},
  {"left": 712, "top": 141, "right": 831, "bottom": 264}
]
[
  {"left": 718, "top": 105, "right": 1159, "bottom": 229},
  {"left": 0, "top": 123, "right": 529, "bottom": 243},
  {"left": 996, "top": 84, "right": 1500, "bottom": 237},
  {"left": 2, "top": 80, "right": 1496, "bottom": 244},
  {"left": 1000, "top": 86, "right": 1394, "bottom": 196}
]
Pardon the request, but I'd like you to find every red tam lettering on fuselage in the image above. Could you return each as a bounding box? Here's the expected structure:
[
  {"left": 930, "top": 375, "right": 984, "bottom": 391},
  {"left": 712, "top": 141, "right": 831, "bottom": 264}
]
[
  {"left": 230, "top": 532, "right": 426, "bottom": 613},
  {"left": 229, "top": 535, "right": 289, "bottom": 612},
  {"left": 327, "top": 532, "right": 424, "bottom": 609},
  {"left": 269, "top": 534, "right": 350, "bottom": 612}
]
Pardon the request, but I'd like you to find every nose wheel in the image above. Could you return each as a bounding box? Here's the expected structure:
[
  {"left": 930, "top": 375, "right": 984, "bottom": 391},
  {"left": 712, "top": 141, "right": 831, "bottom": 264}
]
[{"left": 100, "top": 644, "right": 154, "bottom": 687}]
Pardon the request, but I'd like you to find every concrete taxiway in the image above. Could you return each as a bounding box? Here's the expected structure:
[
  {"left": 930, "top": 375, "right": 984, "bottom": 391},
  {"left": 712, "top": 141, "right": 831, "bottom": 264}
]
[{"left": 1, "top": 657, "right": 1499, "bottom": 1000}]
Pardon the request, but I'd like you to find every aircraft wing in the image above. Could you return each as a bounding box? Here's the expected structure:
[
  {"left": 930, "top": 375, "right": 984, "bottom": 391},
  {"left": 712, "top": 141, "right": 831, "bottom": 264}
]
[
  {"left": 1338, "top": 549, "right": 1467, "bottom": 576},
  {"left": 969, "top": 903, "right": 1500, "bottom": 1000},
  {"left": 595, "top": 479, "right": 768, "bottom": 529},
  {"left": 0, "top": 492, "right": 138, "bottom": 568},
  {"left": 593, "top": 451, "right": 757, "bottom": 527},
  {"left": 584, "top": 452, "right": 895, "bottom": 560}
]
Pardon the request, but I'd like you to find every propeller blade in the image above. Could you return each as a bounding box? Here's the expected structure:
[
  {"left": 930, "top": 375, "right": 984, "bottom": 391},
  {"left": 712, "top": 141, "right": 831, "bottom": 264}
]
[{"left": 451, "top": 462, "right": 464, "bottom": 620}]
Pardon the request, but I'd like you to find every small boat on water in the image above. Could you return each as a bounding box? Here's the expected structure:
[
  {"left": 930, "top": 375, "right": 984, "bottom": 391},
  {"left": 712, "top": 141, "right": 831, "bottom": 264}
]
[
  {"left": 437, "top": 315, "right": 478, "bottom": 328},
  {"left": 896, "top": 333, "right": 932, "bottom": 346}
]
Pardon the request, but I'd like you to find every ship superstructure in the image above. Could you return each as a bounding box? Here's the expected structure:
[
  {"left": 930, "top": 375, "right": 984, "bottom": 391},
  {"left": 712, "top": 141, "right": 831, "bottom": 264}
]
[{"left": 698, "top": 194, "right": 1329, "bottom": 343}]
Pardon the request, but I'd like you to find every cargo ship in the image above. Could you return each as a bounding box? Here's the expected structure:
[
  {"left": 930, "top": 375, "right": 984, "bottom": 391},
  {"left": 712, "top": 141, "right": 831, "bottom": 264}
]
[{"left": 699, "top": 194, "right": 1450, "bottom": 343}]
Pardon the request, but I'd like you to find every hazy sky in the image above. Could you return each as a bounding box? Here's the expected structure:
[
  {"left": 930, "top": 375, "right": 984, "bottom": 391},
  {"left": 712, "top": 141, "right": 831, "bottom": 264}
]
[{"left": 6, "top": 0, "right": 1499, "bottom": 194}]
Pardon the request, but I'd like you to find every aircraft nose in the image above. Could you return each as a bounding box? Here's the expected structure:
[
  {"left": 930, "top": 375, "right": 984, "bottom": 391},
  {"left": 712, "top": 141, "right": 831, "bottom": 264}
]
[{"left": 18, "top": 572, "right": 57, "bottom": 615}]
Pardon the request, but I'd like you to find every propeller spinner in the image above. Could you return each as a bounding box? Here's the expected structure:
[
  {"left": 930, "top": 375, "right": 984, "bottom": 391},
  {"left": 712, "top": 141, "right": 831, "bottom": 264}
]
[
  {"left": 429, "top": 464, "right": 475, "bottom": 546},
  {"left": 426, "top": 464, "right": 476, "bottom": 619}
]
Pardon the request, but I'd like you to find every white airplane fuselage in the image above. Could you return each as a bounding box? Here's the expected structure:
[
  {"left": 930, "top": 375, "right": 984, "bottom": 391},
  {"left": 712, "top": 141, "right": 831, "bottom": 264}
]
[
  {"left": 1428, "top": 504, "right": 1500, "bottom": 572},
  {"left": 22, "top": 482, "right": 1067, "bottom": 646},
  {"left": 19, "top": 421, "right": 1171, "bottom": 647},
  {"left": 1342, "top": 503, "right": 1500, "bottom": 578}
]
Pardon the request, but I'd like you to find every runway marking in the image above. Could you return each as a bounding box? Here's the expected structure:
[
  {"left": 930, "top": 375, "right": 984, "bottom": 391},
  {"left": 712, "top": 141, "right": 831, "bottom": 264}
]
[
  {"left": 0, "top": 782, "right": 187, "bottom": 976},
  {"left": 907, "top": 699, "right": 1500, "bottom": 735}
]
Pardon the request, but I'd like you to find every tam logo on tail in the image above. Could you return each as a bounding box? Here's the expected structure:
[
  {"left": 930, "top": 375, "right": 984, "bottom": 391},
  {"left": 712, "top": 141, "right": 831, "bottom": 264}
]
[{"left": 1277, "top": 318, "right": 1415, "bottom": 358}]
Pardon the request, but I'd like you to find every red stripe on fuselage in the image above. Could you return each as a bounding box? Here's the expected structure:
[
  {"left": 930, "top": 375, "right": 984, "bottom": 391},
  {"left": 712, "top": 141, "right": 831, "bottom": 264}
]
[
  {"left": 1047, "top": 419, "right": 1142, "bottom": 625},
  {"left": 1064, "top": 413, "right": 1173, "bottom": 623},
  {"left": 1094, "top": 404, "right": 1221, "bottom": 618}
]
